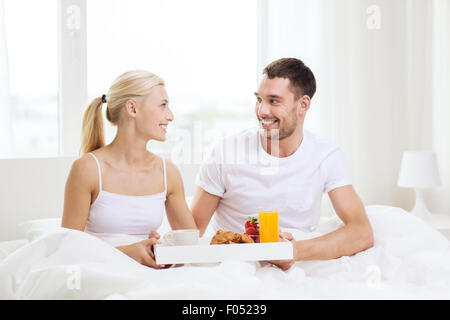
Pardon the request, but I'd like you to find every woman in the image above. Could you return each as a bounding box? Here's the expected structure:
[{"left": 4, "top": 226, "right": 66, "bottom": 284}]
[{"left": 61, "top": 70, "right": 197, "bottom": 269}]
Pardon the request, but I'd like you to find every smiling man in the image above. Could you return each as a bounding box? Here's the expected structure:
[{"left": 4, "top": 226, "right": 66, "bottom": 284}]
[{"left": 191, "top": 58, "right": 374, "bottom": 270}]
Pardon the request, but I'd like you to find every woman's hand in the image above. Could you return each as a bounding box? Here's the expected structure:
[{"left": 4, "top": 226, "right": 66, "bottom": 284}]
[
  {"left": 149, "top": 230, "right": 160, "bottom": 240},
  {"left": 117, "top": 238, "right": 166, "bottom": 269}
]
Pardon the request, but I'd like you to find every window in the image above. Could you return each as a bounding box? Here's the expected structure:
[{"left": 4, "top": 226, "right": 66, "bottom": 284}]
[
  {"left": 0, "top": 0, "right": 257, "bottom": 159},
  {"left": 86, "top": 0, "right": 257, "bottom": 163},
  {"left": 1, "top": 0, "right": 58, "bottom": 158}
]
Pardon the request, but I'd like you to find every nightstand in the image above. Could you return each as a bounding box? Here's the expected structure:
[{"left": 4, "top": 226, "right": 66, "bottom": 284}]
[{"left": 426, "top": 214, "right": 450, "bottom": 240}]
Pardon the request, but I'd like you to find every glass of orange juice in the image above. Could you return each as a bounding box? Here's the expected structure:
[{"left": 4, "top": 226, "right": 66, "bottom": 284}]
[{"left": 258, "top": 211, "right": 279, "bottom": 243}]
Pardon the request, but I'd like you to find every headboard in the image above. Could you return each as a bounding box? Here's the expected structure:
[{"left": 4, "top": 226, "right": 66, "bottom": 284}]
[
  {"left": 0, "top": 156, "right": 201, "bottom": 241},
  {"left": 0, "top": 157, "right": 75, "bottom": 241}
]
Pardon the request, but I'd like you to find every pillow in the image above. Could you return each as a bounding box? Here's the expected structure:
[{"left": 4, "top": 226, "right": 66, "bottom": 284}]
[{"left": 19, "top": 218, "right": 62, "bottom": 242}]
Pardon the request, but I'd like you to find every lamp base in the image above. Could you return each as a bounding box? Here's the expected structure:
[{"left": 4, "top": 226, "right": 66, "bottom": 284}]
[{"left": 410, "top": 188, "right": 432, "bottom": 222}]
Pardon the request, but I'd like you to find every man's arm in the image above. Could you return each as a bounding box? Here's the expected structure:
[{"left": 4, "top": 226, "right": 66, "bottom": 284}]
[
  {"left": 272, "top": 185, "right": 373, "bottom": 270},
  {"left": 293, "top": 185, "right": 374, "bottom": 261},
  {"left": 191, "top": 187, "right": 221, "bottom": 237}
]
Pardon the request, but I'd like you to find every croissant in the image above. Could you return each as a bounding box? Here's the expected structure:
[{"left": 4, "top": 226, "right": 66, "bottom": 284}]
[{"left": 210, "top": 230, "right": 254, "bottom": 245}]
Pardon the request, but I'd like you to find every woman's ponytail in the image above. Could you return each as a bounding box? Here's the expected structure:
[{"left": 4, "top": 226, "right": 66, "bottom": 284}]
[{"left": 80, "top": 97, "right": 105, "bottom": 155}]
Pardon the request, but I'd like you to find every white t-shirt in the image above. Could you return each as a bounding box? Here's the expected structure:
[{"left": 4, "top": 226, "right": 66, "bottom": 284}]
[{"left": 195, "top": 128, "right": 352, "bottom": 233}]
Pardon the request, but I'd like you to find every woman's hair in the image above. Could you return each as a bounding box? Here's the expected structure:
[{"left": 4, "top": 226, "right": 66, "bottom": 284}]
[{"left": 80, "top": 70, "right": 165, "bottom": 154}]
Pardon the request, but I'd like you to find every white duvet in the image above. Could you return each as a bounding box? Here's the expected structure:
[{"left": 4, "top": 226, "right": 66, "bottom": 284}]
[{"left": 1, "top": 205, "right": 450, "bottom": 299}]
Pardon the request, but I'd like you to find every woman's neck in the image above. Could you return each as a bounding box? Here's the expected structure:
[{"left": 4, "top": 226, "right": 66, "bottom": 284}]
[{"left": 106, "top": 127, "right": 153, "bottom": 167}]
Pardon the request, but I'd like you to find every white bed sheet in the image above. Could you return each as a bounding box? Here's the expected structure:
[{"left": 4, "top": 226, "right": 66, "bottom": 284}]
[
  {"left": 1, "top": 205, "right": 449, "bottom": 299},
  {"left": 0, "top": 240, "right": 29, "bottom": 262}
]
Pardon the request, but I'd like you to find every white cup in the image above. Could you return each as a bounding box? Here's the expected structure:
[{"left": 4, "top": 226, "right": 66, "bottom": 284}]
[{"left": 163, "top": 229, "right": 199, "bottom": 246}]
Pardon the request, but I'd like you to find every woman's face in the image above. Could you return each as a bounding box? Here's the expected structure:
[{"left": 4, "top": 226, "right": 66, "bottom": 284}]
[{"left": 133, "top": 85, "right": 174, "bottom": 142}]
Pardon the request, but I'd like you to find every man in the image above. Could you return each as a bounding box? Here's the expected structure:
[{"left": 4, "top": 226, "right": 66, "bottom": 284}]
[{"left": 191, "top": 58, "right": 373, "bottom": 270}]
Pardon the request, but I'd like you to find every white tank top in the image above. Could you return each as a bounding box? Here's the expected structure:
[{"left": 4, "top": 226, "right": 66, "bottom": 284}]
[{"left": 85, "top": 152, "right": 166, "bottom": 238}]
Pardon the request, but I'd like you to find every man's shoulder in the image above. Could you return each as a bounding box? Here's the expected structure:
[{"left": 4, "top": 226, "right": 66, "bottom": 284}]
[
  {"left": 305, "top": 130, "right": 342, "bottom": 161},
  {"left": 202, "top": 127, "right": 259, "bottom": 163}
]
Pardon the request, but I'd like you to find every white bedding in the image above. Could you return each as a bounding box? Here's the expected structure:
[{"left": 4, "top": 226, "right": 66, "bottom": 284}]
[{"left": 1, "top": 205, "right": 449, "bottom": 299}]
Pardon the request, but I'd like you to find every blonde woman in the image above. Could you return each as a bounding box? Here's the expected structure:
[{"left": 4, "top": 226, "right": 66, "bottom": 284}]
[{"left": 62, "top": 70, "right": 197, "bottom": 269}]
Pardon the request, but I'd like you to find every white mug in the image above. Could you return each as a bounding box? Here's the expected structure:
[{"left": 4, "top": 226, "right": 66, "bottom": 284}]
[{"left": 163, "top": 229, "right": 199, "bottom": 246}]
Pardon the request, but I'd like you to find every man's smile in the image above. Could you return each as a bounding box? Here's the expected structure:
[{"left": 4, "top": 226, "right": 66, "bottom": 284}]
[{"left": 260, "top": 118, "right": 279, "bottom": 129}]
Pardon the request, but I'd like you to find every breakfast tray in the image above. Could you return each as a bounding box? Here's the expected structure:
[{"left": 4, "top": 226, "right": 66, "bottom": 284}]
[{"left": 154, "top": 237, "right": 293, "bottom": 264}]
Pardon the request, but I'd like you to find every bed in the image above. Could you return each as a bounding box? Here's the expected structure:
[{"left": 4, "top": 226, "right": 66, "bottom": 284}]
[{"left": 0, "top": 158, "right": 449, "bottom": 299}]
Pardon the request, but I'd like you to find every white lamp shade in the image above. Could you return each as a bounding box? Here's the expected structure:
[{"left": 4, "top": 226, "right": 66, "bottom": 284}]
[{"left": 397, "top": 151, "right": 441, "bottom": 188}]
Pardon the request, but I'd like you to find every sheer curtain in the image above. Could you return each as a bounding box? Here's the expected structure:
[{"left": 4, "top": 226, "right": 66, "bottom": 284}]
[
  {"left": 429, "top": 0, "right": 450, "bottom": 214},
  {"left": 0, "top": 0, "right": 10, "bottom": 157},
  {"left": 259, "top": 0, "right": 450, "bottom": 214},
  {"left": 257, "top": 0, "right": 335, "bottom": 139}
]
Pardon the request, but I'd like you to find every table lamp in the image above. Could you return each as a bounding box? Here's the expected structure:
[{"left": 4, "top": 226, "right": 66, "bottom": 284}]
[{"left": 397, "top": 151, "right": 441, "bottom": 220}]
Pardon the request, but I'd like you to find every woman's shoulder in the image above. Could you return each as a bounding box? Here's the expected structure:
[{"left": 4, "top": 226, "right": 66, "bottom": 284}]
[
  {"left": 159, "top": 157, "right": 181, "bottom": 176},
  {"left": 73, "top": 152, "right": 98, "bottom": 170},
  {"left": 146, "top": 152, "right": 175, "bottom": 172},
  {"left": 153, "top": 155, "right": 182, "bottom": 186},
  {"left": 75, "top": 146, "right": 113, "bottom": 170},
  {"left": 68, "top": 152, "right": 100, "bottom": 186}
]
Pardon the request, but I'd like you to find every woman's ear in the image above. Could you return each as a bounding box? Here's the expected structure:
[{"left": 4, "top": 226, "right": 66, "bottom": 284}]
[{"left": 125, "top": 99, "right": 138, "bottom": 118}]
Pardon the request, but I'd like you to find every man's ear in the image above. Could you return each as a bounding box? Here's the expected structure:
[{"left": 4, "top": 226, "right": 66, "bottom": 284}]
[
  {"left": 297, "top": 95, "right": 311, "bottom": 116},
  {"left": 125, "top": 99, "right": 137, "bottom": 118}
]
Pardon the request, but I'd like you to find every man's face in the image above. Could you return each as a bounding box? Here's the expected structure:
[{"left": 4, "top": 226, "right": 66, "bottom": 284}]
[{"left": 254, "top": 76, "right": 301, "bottom": 140}]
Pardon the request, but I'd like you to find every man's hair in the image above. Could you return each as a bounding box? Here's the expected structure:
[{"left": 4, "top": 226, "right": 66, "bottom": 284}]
[{"left": 263, "top": 58, "right": 316, "bottom": 99}]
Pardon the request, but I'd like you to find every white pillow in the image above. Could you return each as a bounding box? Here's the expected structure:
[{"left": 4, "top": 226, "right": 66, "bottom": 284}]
[{"left": 19, "top": 218, "right": 62, "bottom": 242}]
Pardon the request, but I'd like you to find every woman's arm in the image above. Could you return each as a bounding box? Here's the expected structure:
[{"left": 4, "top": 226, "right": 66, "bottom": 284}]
[
  {"left": 61, "top": 156, "right": 95, "bottom": 231},
  {"left": 164, "top": 159, "right": 197, "bottom": 230}
]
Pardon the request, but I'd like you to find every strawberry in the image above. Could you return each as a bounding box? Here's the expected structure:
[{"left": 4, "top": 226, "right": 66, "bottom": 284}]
[
  {"left": 245, "top": 226, "right": 257, "bottom": 235},
  {"left": 245, "top": 217, "right": 260, "bottom": 235}
]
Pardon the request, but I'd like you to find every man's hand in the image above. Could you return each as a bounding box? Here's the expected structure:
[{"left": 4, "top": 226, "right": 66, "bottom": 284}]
[{"left": 266, "top": 232, "right": 298, "bottom": 271}]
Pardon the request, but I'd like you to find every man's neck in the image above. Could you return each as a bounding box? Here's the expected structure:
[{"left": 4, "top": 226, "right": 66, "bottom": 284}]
[{"left": 262, "top": 126, "right": 304, "bottom": 158}]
